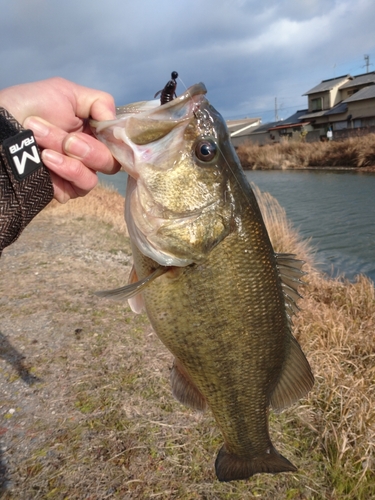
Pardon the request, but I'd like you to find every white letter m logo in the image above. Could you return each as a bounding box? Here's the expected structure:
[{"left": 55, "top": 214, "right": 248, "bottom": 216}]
[
  {"left": 4, "top": 130, "right": 43, "bottom": 180},
  {"left": 13, "top": 145, "right": 41, "bottom": 175}
]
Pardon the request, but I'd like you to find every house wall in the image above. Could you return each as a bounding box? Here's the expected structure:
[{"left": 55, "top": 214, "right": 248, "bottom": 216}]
[
  {"left": 315, "top": 111, "right": 348, "bottom": 127},
  {"left": 231, "top": 132, "right": 273, "bottom": 147},
  {"left": 305, "top": 130, "right": 322, "bottom": 142},
  {"left": 330, "top": 85, "right": 346, "bottom": 107},
  {"left": 347, "top": 98, "right": 375, "bottom": 119},
  {"left": 340, "top": 88, "right": 359, "bottom": 100}
]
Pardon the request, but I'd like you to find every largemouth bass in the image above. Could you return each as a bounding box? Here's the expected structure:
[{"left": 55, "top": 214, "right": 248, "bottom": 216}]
[{"left": 91, "top": 83, "right": 314, "bottom": 482}]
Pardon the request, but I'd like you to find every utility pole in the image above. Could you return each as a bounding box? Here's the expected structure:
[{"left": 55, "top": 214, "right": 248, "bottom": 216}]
[
  {"left": 274, "top": 97, "right": 279, "bottom": 122},
  {"left": 364, "top": 54, "right": 370, "bottom": 73}
]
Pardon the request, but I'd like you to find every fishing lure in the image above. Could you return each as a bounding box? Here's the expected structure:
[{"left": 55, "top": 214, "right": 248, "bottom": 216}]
[{"left": 154, "top": 71, "right": 178, "bottom": 104}]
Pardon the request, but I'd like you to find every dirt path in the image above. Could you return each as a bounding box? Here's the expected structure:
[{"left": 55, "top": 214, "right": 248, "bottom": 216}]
[
  {"left": 0, "top": 190, "right": 231, "bottom": 500},
  {"left": 0, "top": 191, "right": 192, "bottom": 498},
  {"left": 0, "top": 201, "right": 125, "bottom": 488}
]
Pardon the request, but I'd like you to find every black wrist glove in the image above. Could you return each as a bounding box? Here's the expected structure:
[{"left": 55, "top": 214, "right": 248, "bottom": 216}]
[{"left": 0, "top": 107, "right": 54, "bottom": 254}]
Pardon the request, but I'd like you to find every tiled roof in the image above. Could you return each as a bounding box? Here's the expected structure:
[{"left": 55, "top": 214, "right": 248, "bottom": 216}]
[
  {"left": 324, "top": 102, "right": 348, "bottom": 115},
  {"left": 340, "top": 72, "right": 375, "bottom": 89},
  {"left": 303, "top": 75, "right": 350, "bottom": 95},
  {"left": 298, "top": 110, "right": 327, "bottom": 120},
  {"left": 246, "top": 121, "right": 281, "bottom": 134},
  {"left": 343, "top": 85, "right": 375, "bottom": 102},
  {"left": 226, "top": 118, "right": 261, "bottom": 136},
  {"left": 268, "top": 121, "right": 310, "bottom": 131}
]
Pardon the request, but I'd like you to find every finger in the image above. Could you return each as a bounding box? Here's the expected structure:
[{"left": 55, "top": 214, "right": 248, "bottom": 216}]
[
  {"left": 24, "top": 116, "right": 121, "bottom": 174},
  {"left": 48, "top": 171, "right": 82, "bottom": 203},
  {"left": 72, "top": 83, "right": 116, "bottom": 121},
  {"left": 63, "top": 133, "right": 121, "bottom": 174},
  {"left": 41, "top": 149, "right": 98, "bottom": 201},
  {"left": 24, "top": 116, "right": 68, "bottom": 154}
]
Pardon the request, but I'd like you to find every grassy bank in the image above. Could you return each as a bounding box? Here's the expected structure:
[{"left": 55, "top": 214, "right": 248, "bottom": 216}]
[
  {"left": 0, "top": 184, "right": 374, "bottom": 499},
  {"left": 237, "top": 133, "right": 375, "bottom": 170}
]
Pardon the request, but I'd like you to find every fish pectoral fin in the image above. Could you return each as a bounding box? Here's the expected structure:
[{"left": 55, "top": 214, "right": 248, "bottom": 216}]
[
  {"left": 215, "top": 444, "right": 297, "bottom": 482},
  {"left": 270, "top": 333, "right": 314, "bottom": 412},
  {"left": 170, "top": 358, "right": 207, "bottom": 411},
  {"left": 95, "top": 266, "right": 167, "bottom": 302}
]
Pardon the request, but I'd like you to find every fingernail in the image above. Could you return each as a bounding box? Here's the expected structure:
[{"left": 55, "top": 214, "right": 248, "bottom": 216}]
[
  {"left": 24, "top": 117, "right": 49, "bottom": 137},
  {"left": 42, "top": 149, "right": 64, "bottom": 166},
  {"left": 64, "top": 135, "right": 91, "bottom": 159}
]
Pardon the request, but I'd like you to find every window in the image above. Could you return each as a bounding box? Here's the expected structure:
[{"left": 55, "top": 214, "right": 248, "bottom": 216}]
[
  {"left": 311, "top": 97, "right": 322, "bottom": 111},
  {"left": 333, "top": 121, "right": 347, "bottom": 131}
]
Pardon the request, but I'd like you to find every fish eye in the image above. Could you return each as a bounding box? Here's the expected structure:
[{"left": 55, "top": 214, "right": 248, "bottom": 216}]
[{"left": 194, "top": 139, "right": 218, "bottom": 163}]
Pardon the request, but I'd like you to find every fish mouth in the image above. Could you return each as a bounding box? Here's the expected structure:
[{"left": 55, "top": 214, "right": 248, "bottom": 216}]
[
  {"left": 90, "top": 83, "right": 209, "bottom": 179},
  {"left": 91, "top": 82, "right": 207, "bottom": 131}
]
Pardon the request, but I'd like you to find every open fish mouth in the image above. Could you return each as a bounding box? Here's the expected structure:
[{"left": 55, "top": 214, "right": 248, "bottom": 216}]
[
  {"left": 90, "top": 83, "right": 208, "bottom": 180},
  {"left": 90, "top": 82, "right": 207, "bottom": 133}
]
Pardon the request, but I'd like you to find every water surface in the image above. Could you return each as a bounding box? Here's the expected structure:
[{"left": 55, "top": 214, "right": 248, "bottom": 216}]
[
  {"left": 98, "top": 170, "right": 375, "bottom": 283},
  {"left": 245, "top": 170, "right": 375, "bottom": 282}
]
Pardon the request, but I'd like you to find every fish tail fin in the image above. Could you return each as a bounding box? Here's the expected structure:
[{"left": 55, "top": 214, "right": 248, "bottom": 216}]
[{"left": 215, "top": 444, "right": 297, "bottom": 482}]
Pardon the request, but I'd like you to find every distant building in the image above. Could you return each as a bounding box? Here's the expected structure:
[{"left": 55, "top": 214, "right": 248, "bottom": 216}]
[
  {"left": 298, "top": 71, "right": 375, "bottom": 140},
  {"left": 226, "top": 118, "right": 261, "bottom": 147},
  {"left": 230, "top": 110, "right": 312, "bottom": 146},
  {"left": 231, "top": 71, "right": 375, "bottom": 145}
]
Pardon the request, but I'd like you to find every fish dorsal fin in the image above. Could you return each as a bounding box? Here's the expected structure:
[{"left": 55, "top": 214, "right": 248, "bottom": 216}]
[
  {"left": 270, "top": 333, "right": 314, "bottom": 411},
  {"left": 276, "top": 253, "right": 305, "bottom": 323},
  {"left": 95, "top": 266, "right": 167, "bottom": 302}
]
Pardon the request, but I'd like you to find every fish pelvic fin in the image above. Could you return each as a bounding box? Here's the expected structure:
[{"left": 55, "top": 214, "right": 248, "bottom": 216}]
[
  {"left": 215, "top": 444, "right": 297, "bottom": 482},
  {"left": 127, "top": 266, "right": 145, "bottom": 313},
  {"left": 170, "top": 358, "right": 207, "bottom": 411},
  {"left": 95, "top": 266, "right": 167, "bottom": 304},
  {"left": 270, "top": 333, "right": 314, "bottom": 411}
]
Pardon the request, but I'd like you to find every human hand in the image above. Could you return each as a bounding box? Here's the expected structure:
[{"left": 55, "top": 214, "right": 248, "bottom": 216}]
[{"left": 0, "top": 77, "right": 120, "bottom": 202}]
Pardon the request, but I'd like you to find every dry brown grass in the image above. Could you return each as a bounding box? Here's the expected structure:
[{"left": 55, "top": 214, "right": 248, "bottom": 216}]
[
  {"left": 257, "top": 184, "right": 375, "bottom": 499},
  {"left": 237, "top": 133, "right": 375, "bottom": 170},
  {"left": 1, "top": 183, "right": 374, "bottom": 499},
  {"left": 45, "top": 183, "right": 128, "bottom": 235}
]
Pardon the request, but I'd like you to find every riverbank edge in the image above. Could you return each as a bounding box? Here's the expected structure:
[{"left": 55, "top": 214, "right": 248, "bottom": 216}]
[{"left": 242, "top": 165, "right": 375, "bottom": 171}]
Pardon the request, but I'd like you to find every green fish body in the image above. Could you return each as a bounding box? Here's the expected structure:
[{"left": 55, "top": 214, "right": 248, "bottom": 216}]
[{"left": 91, "top": 83, "right": 314, "bottom": 481}]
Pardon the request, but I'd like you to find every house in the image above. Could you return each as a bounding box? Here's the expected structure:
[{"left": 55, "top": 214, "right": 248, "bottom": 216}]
[
  {"left": 231, "top": 120, "right": 279, "bottom": 146},
  {"left": 231, "top": 110, "right": 312, "bottom": 146},
  {"left": 299, "top": 71, "right": 375, "bottom": 140},
  {"left": 226, "top": 117, "right": 261, "bottom": 147},
  {"left": 267, "top": 110, "right": 312, "bottom": 143},
  {"left": 231, "top": 70, "right": 375, "bottom": 145}
]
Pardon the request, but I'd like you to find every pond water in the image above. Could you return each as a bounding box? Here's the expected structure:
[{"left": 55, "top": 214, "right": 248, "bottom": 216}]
[
  {"left": 246, "top": 170, "right": 375, "bottom": 283},
  {"left": 98, "top": 169, "right": 375, "bottom": 283}
]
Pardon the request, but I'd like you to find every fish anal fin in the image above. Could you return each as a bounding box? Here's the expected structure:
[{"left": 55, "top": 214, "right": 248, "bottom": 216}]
[
  {"left": 215, "top": 444, "right": 297, "bottom": 482},
  {"left": 170, "top": 358, "right": 207, "bottom": 411},
  {"left": 270, "top": 334, "right": 314, "bottom": 412}
]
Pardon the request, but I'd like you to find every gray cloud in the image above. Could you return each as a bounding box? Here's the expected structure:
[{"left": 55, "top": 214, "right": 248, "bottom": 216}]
[{"left": 1, "top": 0, "right": 375, "bottom": 122}]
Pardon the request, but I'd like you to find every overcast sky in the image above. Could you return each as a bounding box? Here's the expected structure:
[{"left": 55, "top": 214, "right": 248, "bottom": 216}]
[{"left": 1, "top": 0, "right": 375, "bottom": 123}]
